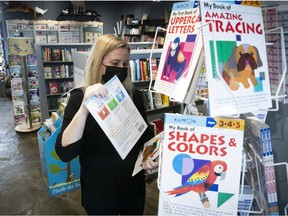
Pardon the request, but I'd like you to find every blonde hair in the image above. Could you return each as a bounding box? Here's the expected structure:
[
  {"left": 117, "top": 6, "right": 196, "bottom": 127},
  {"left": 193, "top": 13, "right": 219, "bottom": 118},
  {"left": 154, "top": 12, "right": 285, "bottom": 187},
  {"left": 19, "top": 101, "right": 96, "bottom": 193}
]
[{"left": 84, "top": 34, "right": 134, "bottom": 96}]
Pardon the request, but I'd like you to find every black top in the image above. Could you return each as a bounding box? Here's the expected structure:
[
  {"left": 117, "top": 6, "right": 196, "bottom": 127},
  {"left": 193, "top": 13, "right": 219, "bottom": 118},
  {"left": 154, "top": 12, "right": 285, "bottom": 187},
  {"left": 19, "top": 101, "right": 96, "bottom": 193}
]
[{"left": 55, "top": 88, "right": 154, "bottom": 200}]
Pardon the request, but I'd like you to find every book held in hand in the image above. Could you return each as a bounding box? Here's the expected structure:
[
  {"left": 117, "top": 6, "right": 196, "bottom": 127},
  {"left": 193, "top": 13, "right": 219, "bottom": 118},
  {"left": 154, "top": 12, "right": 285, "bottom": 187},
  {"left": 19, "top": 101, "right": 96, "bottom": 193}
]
[{"left": 132, "top": 132, "right": 163, "bottom": 176}]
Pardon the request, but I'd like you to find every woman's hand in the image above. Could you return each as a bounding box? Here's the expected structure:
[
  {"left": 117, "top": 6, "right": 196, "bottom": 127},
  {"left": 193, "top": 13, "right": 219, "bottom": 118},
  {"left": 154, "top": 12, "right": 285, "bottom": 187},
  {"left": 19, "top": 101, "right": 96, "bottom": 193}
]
[
  {"left": 83, "top": 83, "right": 109, "bottom": 101},
  {"left": 142, "top": 156, "right": 159, "bottom": 171},
  {"left": 80, "top": 83, "right": 109, "bottom": 114}
]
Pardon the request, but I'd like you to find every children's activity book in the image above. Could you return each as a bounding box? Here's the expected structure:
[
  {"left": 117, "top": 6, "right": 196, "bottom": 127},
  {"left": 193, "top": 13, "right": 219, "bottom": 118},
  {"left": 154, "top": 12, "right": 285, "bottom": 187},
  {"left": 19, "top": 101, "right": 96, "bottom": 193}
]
[
  {"left": 132, "top": 131, "right": 163, "bottom": 176},
  {"left": 84, "top": 76, "right": 147, "bottom": 160},
  {"left": 200, "top": 1, "right": 272, "bottom": 117},
  {"left": 154, "top": 1, "right": 203, "bottom": 103},
  {"left": 158, "top": 113, "right": 245, "bottom": 215}
]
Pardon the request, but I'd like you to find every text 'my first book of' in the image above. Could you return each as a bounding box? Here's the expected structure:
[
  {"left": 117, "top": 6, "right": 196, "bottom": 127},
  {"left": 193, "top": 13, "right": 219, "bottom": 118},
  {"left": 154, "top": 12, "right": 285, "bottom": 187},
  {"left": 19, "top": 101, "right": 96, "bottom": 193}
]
[
  {"left": 154, "top": 1, "right": 203, "bottom": 103},
  {"left": 158, "top": 113, "right": 245, "bottom": 215},
  {"left": 200, "top": 1, "right": 272, "bottom": 117}
]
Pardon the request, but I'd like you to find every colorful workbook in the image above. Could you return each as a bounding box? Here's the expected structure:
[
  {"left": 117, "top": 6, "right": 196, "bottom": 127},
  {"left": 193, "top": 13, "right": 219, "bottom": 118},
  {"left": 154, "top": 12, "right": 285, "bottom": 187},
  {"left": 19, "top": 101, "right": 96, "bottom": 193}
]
[
  {"left": 84, "top": 76, "right": 148, "bottom": 160},
  {"left": 200, "top": 1, "right": 272, "bottom": 117},
  {"left": 154, "top": 1, "right": 203, "bottom": 103},
  {"left": 158, "top": 113, "right": 245, "bottom": 215}
]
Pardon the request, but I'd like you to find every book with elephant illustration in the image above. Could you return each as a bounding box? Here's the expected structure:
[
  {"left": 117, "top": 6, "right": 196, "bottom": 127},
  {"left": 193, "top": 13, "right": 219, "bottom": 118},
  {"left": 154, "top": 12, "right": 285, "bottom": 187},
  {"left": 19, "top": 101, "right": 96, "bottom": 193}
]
[
  {"left": 153, "top": 1, "right": 203, "bottom": 103},
  {"left": 200, "top": 1, "right": 272, "bottom": 117},
  {"left": 157, "top": 113, "right": 245, "bottom": 215}
]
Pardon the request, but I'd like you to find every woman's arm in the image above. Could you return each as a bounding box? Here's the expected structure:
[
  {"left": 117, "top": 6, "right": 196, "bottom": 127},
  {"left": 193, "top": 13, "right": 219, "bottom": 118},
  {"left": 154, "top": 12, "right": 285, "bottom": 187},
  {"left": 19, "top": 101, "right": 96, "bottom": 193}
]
[
  {"left": 56, "top": 84, "right": 108, "bottom": 161},
  {"left": 62, "top": 83, "right": 109, "bottom": 147}
]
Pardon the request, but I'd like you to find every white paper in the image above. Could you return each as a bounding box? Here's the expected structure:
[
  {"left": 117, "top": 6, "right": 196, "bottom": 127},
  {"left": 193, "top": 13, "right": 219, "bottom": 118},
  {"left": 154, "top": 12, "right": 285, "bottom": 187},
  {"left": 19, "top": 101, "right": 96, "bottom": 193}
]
[{"left": 84, "top": 76, "right": 148, "bottom": 159}]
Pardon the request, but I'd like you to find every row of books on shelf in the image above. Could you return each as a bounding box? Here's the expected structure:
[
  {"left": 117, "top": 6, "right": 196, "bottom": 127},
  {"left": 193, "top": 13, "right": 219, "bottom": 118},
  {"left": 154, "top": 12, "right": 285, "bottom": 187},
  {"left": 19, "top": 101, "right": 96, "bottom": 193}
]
[
  {"left": 240, "top": 113, "right": 279, "bottom": 215},
  {"left": 42, "top": 47, "right": 91, "bottom": 62},
  {"left": 43, "top": 65, "right": 74, "bottom": 79},
  {"left": 46, "top": 80, "right": 74, "bottom": 95},
  {"left": 139, "top": 89, "right": 177, "bottom": 111},
  {"left": 130, "top": 58, "right": 159, "bottom": 82},
  {"left": 36, "top": 34, "right": 58, "bottom": 44}
]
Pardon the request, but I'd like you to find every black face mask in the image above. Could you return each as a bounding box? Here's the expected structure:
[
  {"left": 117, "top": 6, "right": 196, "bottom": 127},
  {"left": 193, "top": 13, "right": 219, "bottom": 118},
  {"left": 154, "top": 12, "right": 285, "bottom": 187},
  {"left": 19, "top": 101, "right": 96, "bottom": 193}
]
[{"left": 102, "top": 64, "right": 128, "bottom": 83}]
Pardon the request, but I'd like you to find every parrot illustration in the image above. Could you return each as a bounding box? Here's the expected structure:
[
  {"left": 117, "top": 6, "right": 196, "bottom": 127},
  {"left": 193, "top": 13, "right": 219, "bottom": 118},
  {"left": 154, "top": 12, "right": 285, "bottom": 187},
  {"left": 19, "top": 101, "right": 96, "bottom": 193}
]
[
  {"left": 142, "top": 138, "right": 159, "bottom": 163},
  {"left": 167, "top": 160, "right": 227, "bottom": 208}
]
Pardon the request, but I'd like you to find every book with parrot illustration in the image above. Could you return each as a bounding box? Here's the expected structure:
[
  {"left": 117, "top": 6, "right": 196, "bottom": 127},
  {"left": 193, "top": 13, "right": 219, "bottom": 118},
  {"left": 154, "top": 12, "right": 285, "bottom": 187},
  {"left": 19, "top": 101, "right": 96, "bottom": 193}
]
[
  {"left": 132, "top": 131, "right": 163, "bottom": 176},
  {"left": 158, "top": 113, "right": 245, "bottom": 215},
  {"left": 153, "top": 1, "right": 203, "bottom": 103},
  {"left": 199, "top": 1, "right": 272, "bottom": 117}
]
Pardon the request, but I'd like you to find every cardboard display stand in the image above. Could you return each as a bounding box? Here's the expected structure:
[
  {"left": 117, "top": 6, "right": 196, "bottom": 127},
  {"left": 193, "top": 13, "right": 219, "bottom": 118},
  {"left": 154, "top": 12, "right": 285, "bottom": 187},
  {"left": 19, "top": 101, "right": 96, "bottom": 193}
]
[{"left": 37, "top": 117, "right": 81, "bottom": 197}]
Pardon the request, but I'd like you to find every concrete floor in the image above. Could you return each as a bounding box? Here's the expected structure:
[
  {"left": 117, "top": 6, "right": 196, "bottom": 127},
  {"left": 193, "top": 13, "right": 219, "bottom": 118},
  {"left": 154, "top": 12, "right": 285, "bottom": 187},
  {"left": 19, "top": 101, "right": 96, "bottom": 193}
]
[{"left": 0, "top": 97, "right": 159, "bottom": 215}]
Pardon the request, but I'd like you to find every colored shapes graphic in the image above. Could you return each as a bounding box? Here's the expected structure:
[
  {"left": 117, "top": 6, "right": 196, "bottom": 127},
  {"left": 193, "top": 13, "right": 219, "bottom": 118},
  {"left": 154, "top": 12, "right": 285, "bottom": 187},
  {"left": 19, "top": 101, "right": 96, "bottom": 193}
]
[
  {"left": 172, "top": 154, "right": 194, "bottom": 175},
  {"left": 217, "top": 192, "right": 234, "bottom": 207},
  {"left": 97, "top": 106, "right": 110, "bottom": 120},
  {"left": 115, "top": 90, "right": 125, "bottom": 102},
  {"left": 107, "top": 97, "right": 118, "bottom": 111}
]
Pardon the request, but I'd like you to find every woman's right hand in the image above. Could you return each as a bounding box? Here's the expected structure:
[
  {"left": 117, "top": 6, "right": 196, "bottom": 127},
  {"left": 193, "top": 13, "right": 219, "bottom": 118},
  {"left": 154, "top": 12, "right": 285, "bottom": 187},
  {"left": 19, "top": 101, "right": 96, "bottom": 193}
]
[{"left": 80, "top": 83, "right": 109, "bottom": 114}]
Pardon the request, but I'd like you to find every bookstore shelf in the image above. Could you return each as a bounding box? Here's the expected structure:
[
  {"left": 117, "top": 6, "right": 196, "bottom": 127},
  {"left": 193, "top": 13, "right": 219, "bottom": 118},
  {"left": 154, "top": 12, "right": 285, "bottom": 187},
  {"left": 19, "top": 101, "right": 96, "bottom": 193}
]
[
  {"left": 6, "top": 20, "right": 103, "bottom": 44},
  {"left": 36, "top": 43, "right": 93, "bottom": 122}
]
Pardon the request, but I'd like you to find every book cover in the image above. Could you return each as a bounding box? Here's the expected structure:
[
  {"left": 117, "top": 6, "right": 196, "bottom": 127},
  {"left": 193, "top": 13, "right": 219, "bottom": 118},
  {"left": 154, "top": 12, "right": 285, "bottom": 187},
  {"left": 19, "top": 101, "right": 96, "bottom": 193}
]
[
  {"left": 84, "top": 76, "right": 148, "bottom": 160},
  {"left": 154, "top": 1, "right": 203, "bottom": 103},
  {"left": 13, "top": 101, "right": 25, "bottom": 115},
  {"left": 47, "top": 35, "right": 57, "bottom": 44},
  {"left": 26, "top": 54, "right": 37, "bottom": 66},
  {"left": 31, "top": 111, "right": 41, "bottom": 124},
  {"left": 14, "top": 114, "right": 26, "bottom": 126},
  {"left": 158, "top": 113, "right": 245, "bottom": 215},
  {"left": 30, "top": 101, "right": 41, "bottom": 113},
  {"left": 132, "top": 131, "right": 163, "bottom": 176},
  {"left": 11, "top": 90, "right": 24, "bottom": 102},
  {"left": 48, "top": 82, "right": 61, "bottom": 94},
  {"left": 64, "top": 49, "right": 72, "bottom": 61},
  {"left": 51, "top": 49, "right": 62, "bottom": 61},
  {"left": 11, "top": 78, "right": 23, "bottom": 92},
  {"left": 28, "top": 77, "right": 39, "bottom": 90},
  {"left": 10, "top": 66, "right": 22, "bottom": 78},
  {"left": 27, "top": 65, "right": 38, "bottom": 78},
  {"left": 29, "top": 89, "right": 40, "bottom": 102},
  {"left": 8, "top": 54, "right": 21, "bottom": 66},
  {"left": 43, "top": 66, "right": 52, "bottom": 78},
  {"left": 35, "top": 35, "right": 47, "bottom": 44},
  {"left": 200, "top": 1, "right": 272, "bottom": 117}
]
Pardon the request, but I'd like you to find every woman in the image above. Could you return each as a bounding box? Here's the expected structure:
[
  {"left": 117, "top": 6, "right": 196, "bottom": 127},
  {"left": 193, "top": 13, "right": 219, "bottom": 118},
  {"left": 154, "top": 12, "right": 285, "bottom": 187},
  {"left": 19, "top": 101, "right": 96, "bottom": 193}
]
[{"left": 55, "top": 34, "right": 158, "bottom": 215}]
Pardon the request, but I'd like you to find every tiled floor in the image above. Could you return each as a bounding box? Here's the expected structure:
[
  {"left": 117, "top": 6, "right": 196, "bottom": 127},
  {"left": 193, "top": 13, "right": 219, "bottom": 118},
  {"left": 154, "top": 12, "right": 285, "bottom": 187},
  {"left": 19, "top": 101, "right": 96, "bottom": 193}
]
[{"left": 0, "top": 97, "right": 159, "bottom": 215}]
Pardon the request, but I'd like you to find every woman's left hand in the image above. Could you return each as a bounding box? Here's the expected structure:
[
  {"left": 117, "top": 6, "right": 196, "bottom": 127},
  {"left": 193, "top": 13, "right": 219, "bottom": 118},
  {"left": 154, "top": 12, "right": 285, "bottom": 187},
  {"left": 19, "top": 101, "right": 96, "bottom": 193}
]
[{"left": 142, "top": 156, "right": 159, "bottom": 170}]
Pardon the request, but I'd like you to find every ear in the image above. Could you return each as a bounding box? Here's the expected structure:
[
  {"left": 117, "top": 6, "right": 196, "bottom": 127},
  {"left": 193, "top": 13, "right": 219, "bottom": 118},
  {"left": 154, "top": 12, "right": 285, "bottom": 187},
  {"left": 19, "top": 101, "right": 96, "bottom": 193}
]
[
  {"left": 254, "top": 46, "right": 263, "bottom": 67},
  {"left": 226, "top": 46, "right": 238, "bottom": 70}
]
